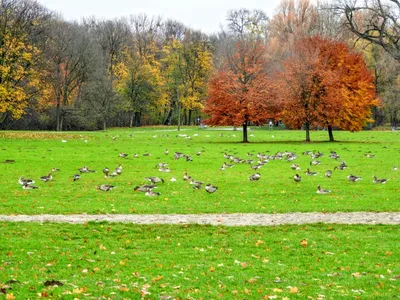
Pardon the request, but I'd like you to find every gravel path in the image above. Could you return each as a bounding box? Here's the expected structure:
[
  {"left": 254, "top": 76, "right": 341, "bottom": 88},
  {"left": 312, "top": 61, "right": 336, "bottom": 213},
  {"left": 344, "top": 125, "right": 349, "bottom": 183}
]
[{"left": 0, "top": 212, "right": 399, "bottom": 226}]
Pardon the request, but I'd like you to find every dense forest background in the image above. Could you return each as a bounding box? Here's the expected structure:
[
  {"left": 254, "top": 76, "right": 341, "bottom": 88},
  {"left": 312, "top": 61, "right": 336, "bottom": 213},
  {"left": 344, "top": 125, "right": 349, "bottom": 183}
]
[{"left": 0, "top": 0, "right": 399, "bottom": 131}]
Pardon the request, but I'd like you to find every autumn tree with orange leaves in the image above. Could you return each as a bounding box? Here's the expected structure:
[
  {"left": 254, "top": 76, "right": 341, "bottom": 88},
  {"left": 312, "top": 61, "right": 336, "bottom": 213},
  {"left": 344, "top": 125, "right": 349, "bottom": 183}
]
[
  {"left": 203, "top": 41, "right": 276, "bottom": 142},
  {"left": 275, "top": 36, "right": 378, "bottom": 142}
]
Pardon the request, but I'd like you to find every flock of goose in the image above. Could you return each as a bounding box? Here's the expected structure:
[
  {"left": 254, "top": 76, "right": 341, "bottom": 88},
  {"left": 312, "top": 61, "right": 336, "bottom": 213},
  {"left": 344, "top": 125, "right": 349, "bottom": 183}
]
[{"left": 17, "top": 133, "right": 397, "bottom": 197}]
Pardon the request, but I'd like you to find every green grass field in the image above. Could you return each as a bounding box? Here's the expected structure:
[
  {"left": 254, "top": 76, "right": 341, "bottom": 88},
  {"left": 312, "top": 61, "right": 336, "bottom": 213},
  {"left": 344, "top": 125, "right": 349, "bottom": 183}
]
[
  {"left": 0, "top": 223, "right": 399, "bottom": 299},
  {"left": 0, "top": 128, "right": 399, "bottom": 214},
  {"left": 1, "top": 128, "right": 399, "bottom": 299}
]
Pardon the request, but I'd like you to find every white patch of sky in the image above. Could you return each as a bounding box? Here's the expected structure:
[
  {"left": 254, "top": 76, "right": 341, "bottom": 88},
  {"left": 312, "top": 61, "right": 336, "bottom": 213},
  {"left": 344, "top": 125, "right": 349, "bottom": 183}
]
[{"left": 37, "top": 0, "right": 285, "bottom": 34}]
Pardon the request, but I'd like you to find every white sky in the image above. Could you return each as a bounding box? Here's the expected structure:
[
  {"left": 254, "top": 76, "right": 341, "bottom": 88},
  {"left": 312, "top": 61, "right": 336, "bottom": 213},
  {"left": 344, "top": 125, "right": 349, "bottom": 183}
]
[{"left": 37, "top": 0, "right": 285, "bottom": 34}]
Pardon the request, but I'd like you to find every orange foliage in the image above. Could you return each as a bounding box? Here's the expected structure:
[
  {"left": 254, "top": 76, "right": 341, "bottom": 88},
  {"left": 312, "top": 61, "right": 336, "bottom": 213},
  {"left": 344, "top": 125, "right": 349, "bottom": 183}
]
[
  {"left": 275, "top": 36, "right": 377, "bottom": 135},
  {"left": 203, "top": 42, "right": 277, "bottom": 128}
]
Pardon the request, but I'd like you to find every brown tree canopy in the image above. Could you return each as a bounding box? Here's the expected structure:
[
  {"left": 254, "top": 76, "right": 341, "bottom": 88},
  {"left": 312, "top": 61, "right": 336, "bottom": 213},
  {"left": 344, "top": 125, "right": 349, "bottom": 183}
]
[
  {"left": 203, "top": 41, "right": 277, "bottom": 142},
  {"left": 274, "top": 36, "right": 378, "bottom": 141}
]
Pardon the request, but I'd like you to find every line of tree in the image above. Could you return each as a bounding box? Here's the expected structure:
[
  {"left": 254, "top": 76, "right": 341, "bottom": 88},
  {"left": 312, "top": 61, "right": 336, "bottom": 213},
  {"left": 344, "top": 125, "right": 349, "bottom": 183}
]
[{"left": 0, "top": 0, "right": 399, "bottom": 141}]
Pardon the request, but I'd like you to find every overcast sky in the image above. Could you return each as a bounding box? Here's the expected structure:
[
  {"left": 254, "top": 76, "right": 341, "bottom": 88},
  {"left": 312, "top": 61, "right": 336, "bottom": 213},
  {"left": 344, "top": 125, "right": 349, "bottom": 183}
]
[{"left": 37, "top": 0, "right": 285, "bottom": 34}]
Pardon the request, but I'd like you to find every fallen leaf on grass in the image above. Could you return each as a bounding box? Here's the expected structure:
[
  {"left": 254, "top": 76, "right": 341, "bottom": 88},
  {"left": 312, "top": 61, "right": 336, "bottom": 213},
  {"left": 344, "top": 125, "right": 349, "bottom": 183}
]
[
  {"left": 152, "top": 275, "right": 163, "bottom": 282},
  {"left": 300, "top": 239, "right": 308, "bottom": 248},
  {"left": 290, "top": 286, "right": 299, "bottom": 293}
]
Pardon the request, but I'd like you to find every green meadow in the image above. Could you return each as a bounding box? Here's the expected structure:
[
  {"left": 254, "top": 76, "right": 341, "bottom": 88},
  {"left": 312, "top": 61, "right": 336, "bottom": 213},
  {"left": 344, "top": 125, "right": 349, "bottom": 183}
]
[
  {"left": 0, "top": 128, "right": 399, "bottom": 215},
  {"left": 1, "top": 128, "right": 399, "bottom": 299},
  {"left": 0, "top": 223, "right": 399, "bottom": 299}
]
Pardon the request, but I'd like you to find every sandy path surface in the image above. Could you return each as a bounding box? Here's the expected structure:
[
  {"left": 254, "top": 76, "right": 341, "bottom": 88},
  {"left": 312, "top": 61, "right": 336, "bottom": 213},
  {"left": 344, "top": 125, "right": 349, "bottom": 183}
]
[{"left": 0, "top": 212, "right": 399, "bottom": 226}]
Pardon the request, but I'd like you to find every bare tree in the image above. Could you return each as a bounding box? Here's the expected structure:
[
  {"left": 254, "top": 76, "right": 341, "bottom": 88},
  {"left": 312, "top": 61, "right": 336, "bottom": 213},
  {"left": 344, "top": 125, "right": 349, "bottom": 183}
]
[{"left": 332, "top": 0, "right": 400, "bottom": 62}]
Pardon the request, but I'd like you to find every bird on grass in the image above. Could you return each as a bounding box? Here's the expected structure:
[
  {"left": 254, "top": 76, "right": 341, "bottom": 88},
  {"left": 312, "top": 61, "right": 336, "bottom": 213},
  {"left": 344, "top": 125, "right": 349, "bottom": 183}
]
[
  {"left": 115, "top": 164, "right": 122, "bottom": 175},
  {"left": 51, "top": 167, "right": 60, "bottom": 172},
  {"left": 249, "top": 173, "right": 261, "bottom": 181},
  {"left": 134, "top": 185, "right": 157, "bottom": 192},
  {"left": 205, "top": 184, "right": 218, "bottom": 193},
  {"left": 325, "top": 170, "right": 332, "bottom": 178},
  {"left": 393, "top": 166, "right": 398, "bottom": 171},
  {"left": 119, "top": 152, "right": 128, "bottom": 158},
  {"left": 373, "top": 175, "right": 388, "bottom": 184},
  {"left": 293, "top": 174, "right": 302, "bottom": 183},
  {"left": 183, "top": 172, "right": 192, "bottom": 181},
  {"left": 317, "top": 185, "right": 331, "bottom": 194},
  {"left": 23, "top": 183, "right": 39, "bottom": 189},
  {"left": 145, "top": 176, "right": 164, "bottom": 184},
  {"left": 164, "top": 149, "right": 169, "bottom": 155},
  {"left": 19, "top": 176, "right": 35, "bottom": 186},
  {"left": 306, "top": 168, "right": 318, "bottom": 176},
  {"left": 310, "top": 160, "right": 321, "bottom": 166},
  {"left": 103, "top": 167, "right": 110, "bottom": 178},
  {"left": 145, "top": 190, "right": 161, "bottom": 196},
  {"left": 40, "top": 173, "right": 53, "bottom": 182},
  {"left": 348, "top": 174, "right": 362, "bottom": 182},
  {"left": 190, "top": 179, "right": 203, "bottom": 189},
  {"left": 73, "top": 174, "right": 81, "bottom": 181},
  {"left": 334, "top": 161, "right": 348, "bottom": 170},
  {"left": 97, "top": 184, "right": 114, "bottom": 192},
  {"left": 79, "top": 166, "right": 95, "bottom": 173},
  {"left": 290, "top": 164, "right": 301, "bottom": 170}
]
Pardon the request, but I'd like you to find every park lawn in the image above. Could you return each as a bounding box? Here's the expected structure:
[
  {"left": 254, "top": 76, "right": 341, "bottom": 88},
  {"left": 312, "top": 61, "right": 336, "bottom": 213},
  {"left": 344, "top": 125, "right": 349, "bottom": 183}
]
[
  {"left": 0, "top": 222, "right": 399, "bottom": 299},
  {"left": 0, "top": 128, "right": 399, "bottom": 214}
]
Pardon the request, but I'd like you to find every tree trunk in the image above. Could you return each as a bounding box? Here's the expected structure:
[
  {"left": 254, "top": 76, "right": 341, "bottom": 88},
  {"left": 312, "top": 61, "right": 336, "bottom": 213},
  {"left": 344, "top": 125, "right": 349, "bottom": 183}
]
[
  {"left": 103, "top": 119, "right": 107, "bottom": 131},
  {"left": 59, "top": 113, "right": 64, "bottom": 131},
  {"left": 188, "top": 109, "right": 192, "bottom": 125},
  {"left": 177, "top": 97, "right": 181, "bottom": 131},
  {"left": 135, "top": 111, "right": 141, "bottom": 127},
  {"left": 129, "top": 112, "right": 134, "bottom": 128},
  {"left": 305, "top": 122, "right": 311, "bottom": 142},
  {"left": 56, "top": 103, "right": 61, "bottom": 131},
  {"left": 242, "top": 121, "right": 248, "bottom": 143},
  {"left": 163, "top": 109, "right": 173, "bottom": 125},
  {"left": 328, "top": 125, "right": 334, "bottom": 142}
]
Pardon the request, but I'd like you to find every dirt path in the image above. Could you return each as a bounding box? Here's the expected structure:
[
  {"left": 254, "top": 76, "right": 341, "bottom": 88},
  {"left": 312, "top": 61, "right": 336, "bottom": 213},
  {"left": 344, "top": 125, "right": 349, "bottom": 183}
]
[{"left": 0, "top": 212, "right": 399, "bottom": 226}]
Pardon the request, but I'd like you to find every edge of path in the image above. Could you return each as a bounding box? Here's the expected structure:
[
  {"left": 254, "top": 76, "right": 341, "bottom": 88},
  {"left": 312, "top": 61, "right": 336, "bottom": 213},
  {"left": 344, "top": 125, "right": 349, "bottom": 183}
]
[{"left": 0, "top": 212, "right": 399, "bottom": 226}]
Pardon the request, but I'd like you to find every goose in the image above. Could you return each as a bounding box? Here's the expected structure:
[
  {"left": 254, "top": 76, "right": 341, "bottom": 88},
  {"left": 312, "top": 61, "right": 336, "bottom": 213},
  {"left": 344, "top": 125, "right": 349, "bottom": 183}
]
[
  {"left": 145, "top": 190, "right": 161, "bottom": 196},
  {"left": 174, "top": 152, "right": 184, "bottom": 159},
  {"left": 40, "top": 173, "right": 53, "bottom": 182},
  {"left": 373, "top": 175, "right": 387, "bottom": 184},
  {"left": 334, "top": 161, "right": 348, "bottom": 170},
  {"left": 78, "top": 166, "right": 95, "bottom": 173},
  {"left": 310, "top": 160, "right": 321, "bottom": 166},
  {"left": 98, "top": 184, "right": 114, "bottom": 192},
  {"left": 251, "top": 164, "right": 263, "bottom": 170},
  {"left": 73, "top": 174, "right": 81, "bottom": 181},
  {"left": 23, "top": 183, "right": 39, "bottom": 189},
  {"left": 19, "top": 176, "right": 35, "bottom": 186},
  {"left": 364, "top": 153, "right": 375, "bottom": 158},
  {"left": 133, "top": 153, "right": 139, "bottom": 158},
  {"left": 347, "top": 174, "right": 362, "bottom": 182},
  {"left": 115, "top": 165, "right": 122, "bottom": 175},
  {"left": 145, "top": 176, "right": 164, "bottom": 184},
  {"left": 103, "top": 167, "right": 110, "bottom": 178},
  {"left": 249, "top": 173, "right": 261, "bottom": 181},
  {"left": 190, "top": 180, "right": 203, "bottom": 189},
  {"left": 290, "top": 164, "right": 301, "bottom": 170},
  {"left": 317, "top": 185, "right": 331, "bottom": 194},
  {"left": 393, "top": 166, "right": 398, "bottom": 171},
  {"left": 328, "top": 152, "right": 340, "bottom": 159},
  {"left": 134, "top": 185, "right": 157, "bottom": 192},
  {"left": 156, "top": 162, "right": 168, "bottom": 169},
  {"left": 325, "top": 170, "right": 332, "bottom": 178},
  {"left": 119, "top": 152, "right": 128, "bottom": 158},
  {"left": 196, "top": 151, "right": 202, "bottom": 156},
  {"left": 293, "top": 174, "right": 302, "bottom": 183},
  {"left": 184, "top": 155, "right": 193, "bottom": 162},
  {"left": 143, "top": 153, "right": 151, "bottom": 157},
  {"left": 170, "top": 177, "right": 177, "bottom": 182},
  {"left": 51, "top": 167, "right": 60, "bottom": 172},
  {"left": 205, "top": 184, "right": 218, "bottom": 193},
  {"left": 164, "top": 149, "right": 169, "bottom": 155},
  {"left": 159, "top": 167, "right": 170, "bottom": 172},
  {"left": 183, "top": 172, "right": 192, "bottom": 181},
  {"left": 223, "top": 162, "right": 234, "bottom": 168},
  {"left": 306, "top": 168, "right": 318, "bottom": 176},
  {"left": 312, "top": 152, "right": 324, "bottom": 159}
]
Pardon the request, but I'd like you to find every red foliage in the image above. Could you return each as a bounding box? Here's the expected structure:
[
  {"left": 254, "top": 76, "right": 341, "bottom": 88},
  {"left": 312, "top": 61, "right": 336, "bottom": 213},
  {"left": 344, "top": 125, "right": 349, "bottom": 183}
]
[
  {"left": 203, "top": 41, "right": 277, "bottom": 128},
  {"left": 274, "top": 36, "right": 377, "bottom": 140}
]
